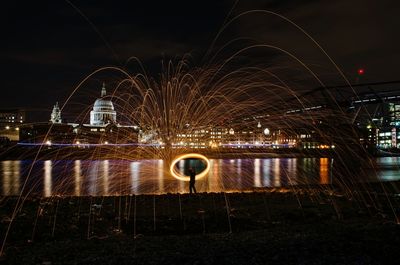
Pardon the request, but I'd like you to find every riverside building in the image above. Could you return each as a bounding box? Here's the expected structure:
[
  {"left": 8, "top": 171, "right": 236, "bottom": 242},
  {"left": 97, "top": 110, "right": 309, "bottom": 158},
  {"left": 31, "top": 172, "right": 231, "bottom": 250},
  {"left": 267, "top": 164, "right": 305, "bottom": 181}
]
[{"left": 19, "top": 83, "right": 138, "bottom": 145}]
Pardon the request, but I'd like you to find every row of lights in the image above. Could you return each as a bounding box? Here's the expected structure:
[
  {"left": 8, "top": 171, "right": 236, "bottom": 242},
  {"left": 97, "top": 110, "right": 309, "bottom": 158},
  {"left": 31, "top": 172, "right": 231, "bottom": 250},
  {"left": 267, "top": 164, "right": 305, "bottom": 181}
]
[
  {"left": 303, "top": 145, "right": 335, "bottom": 149},
  {"left": 45, "top": 140, "right": 110, "bottom": 146},
  {"left": 4, "top": 126, "right": 19, "bottom": 131}
]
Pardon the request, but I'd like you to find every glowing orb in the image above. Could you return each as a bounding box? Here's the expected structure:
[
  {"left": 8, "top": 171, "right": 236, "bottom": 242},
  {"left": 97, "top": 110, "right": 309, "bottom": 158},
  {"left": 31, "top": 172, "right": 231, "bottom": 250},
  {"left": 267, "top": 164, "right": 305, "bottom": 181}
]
[{"left": 170, "top": 153, "right": 210, "bottom": 181}]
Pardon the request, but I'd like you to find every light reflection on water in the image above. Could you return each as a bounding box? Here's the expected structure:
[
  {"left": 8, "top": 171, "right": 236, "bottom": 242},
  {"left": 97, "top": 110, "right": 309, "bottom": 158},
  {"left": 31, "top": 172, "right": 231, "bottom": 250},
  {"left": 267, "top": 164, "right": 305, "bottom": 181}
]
[
  {"left": 74, "top": 160, "right": 81, "bottom": 196},
  {"left": 44, "top": 160, "right": 52, "bottom": 197},
  {"left": 1, "top": 161, "right": 20, "bottom": 196},
  {"left": 0, "top": 157, "right": 399, "bottom": 196}
]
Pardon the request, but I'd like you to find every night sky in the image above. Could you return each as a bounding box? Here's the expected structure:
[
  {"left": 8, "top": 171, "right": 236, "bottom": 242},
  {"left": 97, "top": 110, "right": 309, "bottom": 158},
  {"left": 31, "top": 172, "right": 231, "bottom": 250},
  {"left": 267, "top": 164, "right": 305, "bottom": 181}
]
[{"left": 1, "top": 0, "right": 399, "bottom": 121}]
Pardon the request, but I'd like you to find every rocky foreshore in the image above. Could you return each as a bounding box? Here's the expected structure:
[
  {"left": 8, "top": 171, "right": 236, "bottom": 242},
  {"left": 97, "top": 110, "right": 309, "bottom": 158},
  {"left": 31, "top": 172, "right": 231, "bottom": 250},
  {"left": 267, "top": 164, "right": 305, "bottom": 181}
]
[{"left": 1, "top": 189, "right": 400, "bottom": 264}]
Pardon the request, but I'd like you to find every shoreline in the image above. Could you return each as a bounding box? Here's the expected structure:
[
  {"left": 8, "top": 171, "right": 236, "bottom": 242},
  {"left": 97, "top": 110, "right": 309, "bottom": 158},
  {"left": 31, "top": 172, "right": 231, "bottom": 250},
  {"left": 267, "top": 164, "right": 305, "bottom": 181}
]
[
  {"left": 2, "top": 143, "right": 399, "bottom": 160},
  {"left": 3, "top": 179, "right": 400, "bottom": 199},
  {"left": 0, "top": 144, "right": 345, "bottom": 160}
]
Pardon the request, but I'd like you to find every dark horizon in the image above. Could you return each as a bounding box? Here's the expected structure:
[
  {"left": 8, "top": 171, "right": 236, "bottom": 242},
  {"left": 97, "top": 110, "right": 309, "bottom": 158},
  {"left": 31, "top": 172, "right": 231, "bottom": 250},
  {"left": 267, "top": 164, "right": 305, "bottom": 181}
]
[{"left": 2, "top": 0, "right": 400, "bottom": 122}]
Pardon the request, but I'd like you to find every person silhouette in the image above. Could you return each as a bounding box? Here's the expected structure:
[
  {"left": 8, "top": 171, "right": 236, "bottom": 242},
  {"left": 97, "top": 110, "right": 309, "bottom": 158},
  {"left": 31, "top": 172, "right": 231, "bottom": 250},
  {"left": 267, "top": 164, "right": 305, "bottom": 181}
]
[{"left": 189, "top": 167, "right": 197, "bottom": 194}]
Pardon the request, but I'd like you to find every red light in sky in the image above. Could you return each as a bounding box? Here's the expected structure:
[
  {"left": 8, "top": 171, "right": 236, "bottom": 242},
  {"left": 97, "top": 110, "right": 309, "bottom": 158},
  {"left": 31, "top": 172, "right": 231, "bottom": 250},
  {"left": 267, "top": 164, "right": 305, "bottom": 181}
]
[{"left": 358, "top": 68, "right": 364, "bottom": 75}]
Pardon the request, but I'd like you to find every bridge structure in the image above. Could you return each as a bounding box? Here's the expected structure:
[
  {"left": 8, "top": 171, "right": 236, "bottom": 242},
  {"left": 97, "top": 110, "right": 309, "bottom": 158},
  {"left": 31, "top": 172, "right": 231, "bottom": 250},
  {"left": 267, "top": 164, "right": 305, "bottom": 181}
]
[
  {"left": 247, "top": 80, "right": 400, "bottom": 126},
  {"left": 284, "top": 80, "right": 400, "bottom": 115}
]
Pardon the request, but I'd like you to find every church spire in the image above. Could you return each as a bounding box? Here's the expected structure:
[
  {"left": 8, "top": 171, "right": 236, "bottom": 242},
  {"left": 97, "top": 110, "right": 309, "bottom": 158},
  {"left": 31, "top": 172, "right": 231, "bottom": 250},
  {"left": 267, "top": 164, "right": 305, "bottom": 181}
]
[
  {"left": 50, "top": 102, "right": 62, "bottom": 124},
  {"left": 101, "top": 82, "right": 106, "bottom": 97}
]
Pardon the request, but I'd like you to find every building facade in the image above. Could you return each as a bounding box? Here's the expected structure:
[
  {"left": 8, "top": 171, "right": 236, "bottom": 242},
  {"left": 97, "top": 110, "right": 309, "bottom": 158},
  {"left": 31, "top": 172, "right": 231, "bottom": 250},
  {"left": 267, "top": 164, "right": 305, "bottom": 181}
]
[
  {"left": 90, "top": 83, "right": 116, "bottom": 126},
  {"left": 375, "top": 103, "right": 400, "bottom": 149},
  {"left": 0, "top": 109, "right": 25, "bottom": 142}
]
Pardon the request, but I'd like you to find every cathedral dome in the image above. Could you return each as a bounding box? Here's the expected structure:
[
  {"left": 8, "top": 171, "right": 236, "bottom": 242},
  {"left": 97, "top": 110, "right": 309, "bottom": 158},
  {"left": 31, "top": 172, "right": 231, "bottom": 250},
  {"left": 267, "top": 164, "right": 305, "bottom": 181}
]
[
  {"left": 93, "top": 98, "right": 115, "bottom": 111},
  {"left": 90, "top": 83, "right": 117, "bottom": 126}
]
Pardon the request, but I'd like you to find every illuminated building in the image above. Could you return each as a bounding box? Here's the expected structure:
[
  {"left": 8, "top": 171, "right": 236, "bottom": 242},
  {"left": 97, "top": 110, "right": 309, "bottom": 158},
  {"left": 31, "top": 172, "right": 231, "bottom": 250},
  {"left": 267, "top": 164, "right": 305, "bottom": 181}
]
[
  {"left": 50, "top": 102, "right": 62, "bottom": 124},
  {"left": 0, "top": 109, "right": 25, "bottom": 125},
  {"left": 375, "top": 103, "right": 400, "bottom": 149},
  {"left": 209, "top": 126, "right": 228, "bottom": 146},
  {"left": 175, "top": 127, "right": 208, "bottom": 148},
  {"left": 0, "top": 109, "right": 25, "bottom": 142},
  {"left": 90, "top": 83, "right": 116, "bottom": 126}
]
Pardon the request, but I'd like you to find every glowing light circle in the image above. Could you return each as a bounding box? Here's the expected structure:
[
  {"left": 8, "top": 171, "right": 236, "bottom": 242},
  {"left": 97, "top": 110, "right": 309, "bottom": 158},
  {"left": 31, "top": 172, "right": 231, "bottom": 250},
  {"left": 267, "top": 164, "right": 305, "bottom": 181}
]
[{"left": 170, "top": 153, "right": 210, "bottom": 182}]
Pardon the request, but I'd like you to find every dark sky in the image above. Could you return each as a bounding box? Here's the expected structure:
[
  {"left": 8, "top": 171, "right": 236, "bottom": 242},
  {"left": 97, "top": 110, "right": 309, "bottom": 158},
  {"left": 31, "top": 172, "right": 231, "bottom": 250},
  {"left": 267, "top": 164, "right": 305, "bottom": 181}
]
[{"left": 1, "top": 0, "right": 399, "bottom": 121}]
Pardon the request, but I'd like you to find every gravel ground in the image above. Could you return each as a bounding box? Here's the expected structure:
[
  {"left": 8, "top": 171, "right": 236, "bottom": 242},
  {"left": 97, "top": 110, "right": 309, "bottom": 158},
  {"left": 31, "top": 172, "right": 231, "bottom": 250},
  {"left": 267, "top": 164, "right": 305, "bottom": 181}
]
[{"left": 1, "top": 190, "right": 400, "bottom": 264}]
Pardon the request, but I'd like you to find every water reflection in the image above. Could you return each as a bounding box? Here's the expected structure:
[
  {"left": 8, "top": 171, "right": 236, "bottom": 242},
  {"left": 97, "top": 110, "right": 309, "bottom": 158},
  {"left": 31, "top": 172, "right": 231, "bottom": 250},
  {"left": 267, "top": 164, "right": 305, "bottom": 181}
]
[
  {"left": 1, "top": 161, "right": 20, "bottom": 196},
  {"left": 237, "top": 159, "right": 242, "bottom": 187},
  {"left": 254, "top": 159, "right": 261, "bottom": 187},
  {"left": 178, "top": 160, "right": 185, "bottom": 192},
  {"left": 320, "top": 158, "right": 329, "bottom": 184},
  {"left": 0, "top": 157, "right": 398, "bottom": 196},
  {"left": 44, "top": 160, "right": 52, "bottom": 197},
  {"left": 208, "top": 159, "right": 221, "bottom": 192},
  {"left": 130, "top": 161, "right": 140, "bottom": 194},
  {"left": 74, "top": 160, "right": 81, "bottom": 196},
  {"left": 273, "top": 158, "right": 281, "bottom": 187},
  {"left": 288, "top": 158, "right": 297, "bottom": 185},
  {"left": 158, "top": 160, "right": 164, "bottom": 193},
  {"left": 102, "top": 160, "right": 109, "bottom": 195},
  {"left": 262, "top": 159, "right": 270, "bottom": 187}
]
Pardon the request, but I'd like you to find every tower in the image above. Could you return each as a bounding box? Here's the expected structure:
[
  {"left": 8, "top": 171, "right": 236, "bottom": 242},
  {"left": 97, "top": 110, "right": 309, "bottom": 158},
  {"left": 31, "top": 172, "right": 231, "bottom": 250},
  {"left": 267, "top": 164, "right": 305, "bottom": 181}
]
[
  {"left": 101, "top": 82, "right": 106, "bottom": 97},
  {"left": 50, "top": 102, "right": 62, "bottom": 124}
]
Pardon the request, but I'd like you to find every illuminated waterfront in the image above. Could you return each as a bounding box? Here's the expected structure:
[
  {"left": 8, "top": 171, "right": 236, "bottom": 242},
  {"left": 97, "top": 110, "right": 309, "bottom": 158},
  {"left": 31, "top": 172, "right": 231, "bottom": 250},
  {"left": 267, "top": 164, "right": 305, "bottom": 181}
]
[{"left": 1, "top": 157, "right": 399, "bottom": 196}]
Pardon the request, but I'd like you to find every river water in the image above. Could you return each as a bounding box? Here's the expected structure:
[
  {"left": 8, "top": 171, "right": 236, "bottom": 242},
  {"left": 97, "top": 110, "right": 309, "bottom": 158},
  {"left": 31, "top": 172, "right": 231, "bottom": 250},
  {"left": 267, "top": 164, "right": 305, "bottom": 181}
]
[{"left": 0, "top": 157, "right": 399, "bottom": 196}]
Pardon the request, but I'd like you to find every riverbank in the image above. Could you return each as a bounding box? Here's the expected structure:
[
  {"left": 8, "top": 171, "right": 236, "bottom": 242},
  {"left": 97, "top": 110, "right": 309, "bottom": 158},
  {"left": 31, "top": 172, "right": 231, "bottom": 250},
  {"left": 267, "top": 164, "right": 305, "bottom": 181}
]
[
  {"left": 0, "top": 144, "right": 338, "bottom": 160},
  {"left": 1, "top": 187, "right": 400, "bottom": 264}
]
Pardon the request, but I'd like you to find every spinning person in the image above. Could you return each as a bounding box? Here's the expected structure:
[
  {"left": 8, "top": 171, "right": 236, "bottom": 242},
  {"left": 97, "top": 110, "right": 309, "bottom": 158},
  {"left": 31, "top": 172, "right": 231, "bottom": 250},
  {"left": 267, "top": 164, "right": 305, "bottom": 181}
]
[{"left": 188, "top": 167, "right": 197, "bottom": 194}]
